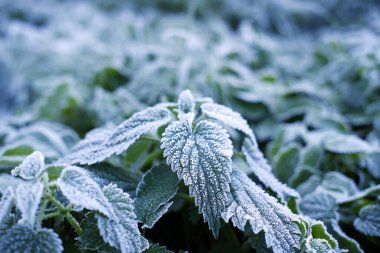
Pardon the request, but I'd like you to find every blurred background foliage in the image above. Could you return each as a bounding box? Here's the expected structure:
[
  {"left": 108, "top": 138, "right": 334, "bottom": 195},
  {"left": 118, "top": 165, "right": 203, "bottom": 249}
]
[{"left": 1, "top": 0, "right": 380, "bottom": 252}]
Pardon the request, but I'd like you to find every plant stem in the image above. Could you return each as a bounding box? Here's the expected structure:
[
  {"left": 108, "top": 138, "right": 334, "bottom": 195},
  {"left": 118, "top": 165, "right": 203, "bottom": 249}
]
[
  {"left": 140, "top": 135, "right": 161, "bottom": 143},
  {"left": 66, "top": 213, "right": 82, "bottom": 236},
  {"left": 43, "top": 211, "right": 61, "bottom": 220}
]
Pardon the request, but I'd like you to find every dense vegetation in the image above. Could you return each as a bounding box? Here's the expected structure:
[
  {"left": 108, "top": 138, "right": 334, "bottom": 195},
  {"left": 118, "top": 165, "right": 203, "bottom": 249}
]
[{"left": 1, "top": 0, "right": 380, "bottom": 252}]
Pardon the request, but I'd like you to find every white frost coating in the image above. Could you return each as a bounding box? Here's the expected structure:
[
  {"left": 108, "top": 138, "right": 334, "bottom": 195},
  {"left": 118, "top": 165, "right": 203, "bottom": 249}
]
[
  {"left": 177, "top": 90, "right": 195, "bottom": 114},
  {"left": 11, "top": 151, "right": 45, "bottom": 180},
  {"left": 243, "top": 138, "right": 299, "bottom": 199},
  {"left": 161, "top": 120, "right": 233, "bottom": 237},
  {"left": 58, "top": 106, "right": 172, "bottom": 165},
  {"left": 96, "top": 184, "right": 148, "bottom": 253},
  {"left": 57, "top": 166, "right": 117, "bottom": 220},
  {"left": 0, "top": 225, "right": 63, "bottom": 253},
  {"left": 354, "top": 205, "right": 380, "bottom": 237},
  {"left": 201, "top": 102, "right": 255, "bottom": 140},
  {"left": 15, "top": 182, "right": 44, "bottom": 227},
  {"left": 0, "top": 187, "right": 14, "bottom": 226},
  {"left": 222, "top": 170, "right": 300, "bottom": 253},
  {"left": 305, "top": 238, "right": 335, "bottom": 253}
]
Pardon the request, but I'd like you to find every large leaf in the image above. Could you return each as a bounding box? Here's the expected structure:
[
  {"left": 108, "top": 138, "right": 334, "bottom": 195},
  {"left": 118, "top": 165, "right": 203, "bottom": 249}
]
[
  {"left": 161, "top": 120, "right": 233, "bottom": 237},
  {"left": 0, "top": 225, "right": 63, "bottom": 253},
  {"left": 201, "top": 102, "right": 255, "bottom": 140},
  {"left": 11, "top": 151, "right": 45, "bottom": 181},
  {"left": 0, "top": 187, "right": 14, "bottom": 226},
  {"left": 134, "top": 164, "right": 179, "bottom": 228},
  {"left": 15, "top": 182, "right": 44, "bottom": 227},
  {"left": 354, "top": 205, "right": 380, "bottom": 237},
  {"left": 222, "top": 170, "right": 300, "bottom": 253},
  {"left": 243, "top": 138, "right": 298, "bottom": 199},
  {"left": 96, "top": 184, "right": 148, "bottom": 253},
  {"left": 57, "top": 166, "right": 116, "bottom": 220},
  {"left": 59, "top": 106, "right": 171, "bottom": 165}
]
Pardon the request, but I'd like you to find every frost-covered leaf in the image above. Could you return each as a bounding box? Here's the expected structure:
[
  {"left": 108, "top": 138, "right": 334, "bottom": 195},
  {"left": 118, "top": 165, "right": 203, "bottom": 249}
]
[
  {"left": 0, "top": 187, "right": 14, "bottom": 226},
  {"left": 337, "top": 185, "right": 380, "bottom": 204},
  {"left": 243, "top": 138, "right": 299, "bottom": 199},
  {"left": 57, "top": 166, "right": 116, "bottom": 220},
  {"left": 162, "top": 120, "right": 233, "bottom": 237},
  {"left": 0, "top": 225, "right": 63, "bottom": 253},
  {"left": 15, "top": 182, "right": 44, "bottom": 227},
  {"left": 201, "top": 102, "right": 255, "bottom": 140},
  {"left": 328, "top": 220, "right": 364, "bottom": 253},
  {"left": 59, "top": 106, "right": 172, "bottom": 165},
  {"left": 354, "top": 205, "right": 380, "bottom": 237},
  {"left": 366, "top": 152, "right": 380, "bottom": 179},
  {"left": 320, "top": 172, "right": 358, "bottom": 201},
  {"left": 306, "top": 238, "right": 335, "bottom": 253},
  {"left": 11, "top": 151, "right": 45, "bottom": 180},
  {"left": 299, "top": 191, "right": 337, "bottom": 222},
  {"left": 143, "top": 243, "right": 174, "bottom": 253},
  {"left": 96, "top": 184, "right": 148, "bottom": 253},
  {"left": 134, "top": 164, "right": 179, "bottom": 228},
  {"left": 323, "top": 132, "right": 376, "bottom": 154},
  {"left": 177, "top": 90, "right": 195, "bottom": 114},
  {"left": 222, "top": 169, "right": 300, "bottom": 253},
  {"left": 0, "top": 174, "right": 24, "bottom": 193},
  {"left": 273, "top": 144, "right": 301, "bottom": 183}
]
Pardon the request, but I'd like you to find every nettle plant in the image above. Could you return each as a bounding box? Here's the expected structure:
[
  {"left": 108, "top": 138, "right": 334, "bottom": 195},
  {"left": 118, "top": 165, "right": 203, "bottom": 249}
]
[{"left": 0, "top": 90, "right": 342, "bottom": 253}]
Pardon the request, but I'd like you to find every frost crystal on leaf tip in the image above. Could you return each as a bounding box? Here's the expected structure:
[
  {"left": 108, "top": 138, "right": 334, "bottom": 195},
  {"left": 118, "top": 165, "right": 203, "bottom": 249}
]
[
  {"left": 222, "top": 170, "right": 300, "bottom": 253},
  {"left": 11, "top": 151, "right": 45, "bottom": 180},
  {"left": 161, "top": 119, "right": 233, "bottom": 237}
]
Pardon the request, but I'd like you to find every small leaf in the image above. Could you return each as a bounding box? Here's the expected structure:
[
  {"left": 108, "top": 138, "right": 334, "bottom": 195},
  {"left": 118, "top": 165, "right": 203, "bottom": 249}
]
[
  {"left": 59, "top": 106, "right": 171, "bottom": 165},
  {"left": 143, "top": 243, "right": 174, "bottom": 253},
  {"left": 201, "top": 102, "right": 255, "bottom": 140},
  {"left": 306, "top": 238, "right": 335, "bottom": 253},
  {"left": 0, "top": 225, "right": 63, "bottom": 253},
  {"left": 273, "top": 144, "right": 300, "bottom": 183},
  {"left": 323, "top": 132, "right": 375, "bottom": 154},
  {"left": 243, "top": 138, "right": 299, "bottom": 200},
  {"left": 0, "top": 187, "right": 14, "bottom": 226},
  {"left": 320, "top": 172, "right": 358, "bottom": 201},
  {"left": 11, "top": 151, "right": 45, "bottom": 181},
  {"left": 354, "top": 204, "right": 380, "bottom": 237},
  {"left": 96, "top": 184, "right": 148, "bottom": 253},
  {"left": 177, "top": 90, "right": 195, "bottom": 114},
  {"left": 15, "top": 182, "right": 44, "bottom": 227},
  {"left": 134, "top": 164, "right": 179, "bottom": 228},
  {"left": 57, "top": 166, "right": 116, "bottom": 220},
  {"left": 222, "top": 170, "right": 300, "bottom": 253},
  {"left": 299, "top": 191, "right": 338, "bottom": 222},
  {"left": 162, "top": 120, "right": 233, "bottom": 237}
]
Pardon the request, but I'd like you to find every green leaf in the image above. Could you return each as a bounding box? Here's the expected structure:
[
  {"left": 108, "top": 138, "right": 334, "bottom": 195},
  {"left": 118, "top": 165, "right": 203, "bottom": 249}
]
[
  {"left": 222, "top": 170, "right": 300, "bottom": 253},
  {"left": 177, "top": 90, "right": 195, "bottom": 115},
  {"left": 323, "top": 132, "right": 376, "bottom": 154},
  {"left": 134, "top": 164, "right": 179, "bottom": 228},
  {"left": 354, "top": 204, "right": 380, "bottom": 237},
  {"left": 11, "top": 151, "right": 45, "bottom": 181},
  {"left": 305, "top": 238, "right": 334, "bottom": 253},
  {"left": 59, "top": 106, "right": 172, "bottom": 165},
  {"left": 161, "top": 120, "right": 233, "bottom": 237},
  {"left": 143, "top": 243, "right": 174, "bottom": 253},
  {"left": 0, "top": 187, "right": 14, "bottom": 226},
  {"left": 0, "top": 225, "right": 63, "bottom": 253},
  {"left": 15, "top": 182, "right": 44, "bottom": 227},
  {"left": 96, "top": 184, "right": 148, "bottom": 253},
  {"left": 273, "top": 144, "right": 300, "bottom": 183},
  {"left": 243, "top": 138, "right": 299, "bottom": 200},
  {"left": 299, "top": 192, "right": 338, "bottom": 222},
  {"left": 57, "top": 166, "right": 116, "bottom": 220},
  {"left": 328, "top": 220, "right": 363, "bottom": 253}
]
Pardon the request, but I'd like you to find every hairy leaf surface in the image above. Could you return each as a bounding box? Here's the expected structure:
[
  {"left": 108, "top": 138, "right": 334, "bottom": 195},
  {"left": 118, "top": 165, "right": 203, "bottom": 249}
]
[
  {"left": 134, "top": 164, "right": 179, "bottom": 228},
  {"left": 0, "top": 225, "right": 63, "bottom": 253},
  {"left": 222, "top": 170, "right": 300, "bottom": 253},
  {"left": 15, "top": 182, "right": 44, "bottom": 226},
  {"left": 57, "top": 166, "right": 116, "bottom": 219},
  {"left": 96, "top": 184, "right": 148, "bottom": 253},
  {"left": 243, "top": 138, "right": 298, "bottom": 199},
  {"left": 162, "top": 120, "right": 233, "bottom": 237},
  {"left": 11, "top": 151, "right": 45, "bottom": 181},
  {"left": 0, "top": 187, "right": 14, "bottom": 226},
  {"left": 299, "top": 192, "right": 338, "bottom": 222},
  {"left": 354, "top": 205, "right": 380, "bottom": 237}
]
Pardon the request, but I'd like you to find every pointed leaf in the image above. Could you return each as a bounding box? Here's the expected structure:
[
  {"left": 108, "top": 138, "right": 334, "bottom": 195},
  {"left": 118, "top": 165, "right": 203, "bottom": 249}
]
[
  {"left": 57, "top": 166, "right": 116, "bottom": 220},
  {"left": 96, "top": 184, "right": 148, "bottom": 253},
  {"left": 201, "top": 102, "right": 255, "bottom": 140},
  {"left": 161, "top": 120, "right": 233, "bottom": 237},
  {"left": 222, "top": 170, "right": 300, "bottom": 253},
  {"left": 354, "top": 205, "right": 380, "bottom": 237},
  {"left": 15, "top": 182, "right": 44, "bottom": 226},
  {"left": 177, "top": 90, "right": 195, "bottom": 115},
  {"left": 0, "top": 187, "right": 14, "bottom": 226},
  {"left": 11, "top": 151, "right": 45, "bottom": 180},
  {"left": 0, "top": 225, "right": 63, "bottom": 253},
  {"left": 243, "top": 138, "right": 298, "bottom": 199},
  {"left": 134, "top": 164, "right": 179, "bottom": 228}
]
